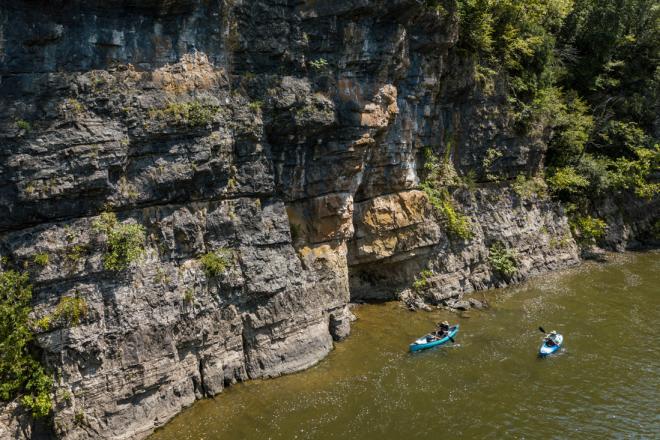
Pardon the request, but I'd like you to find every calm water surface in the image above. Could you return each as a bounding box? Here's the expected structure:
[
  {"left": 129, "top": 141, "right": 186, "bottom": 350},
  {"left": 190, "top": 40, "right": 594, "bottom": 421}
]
[{"left": 151, "top": 251, "right": 659, "bottom": 439}]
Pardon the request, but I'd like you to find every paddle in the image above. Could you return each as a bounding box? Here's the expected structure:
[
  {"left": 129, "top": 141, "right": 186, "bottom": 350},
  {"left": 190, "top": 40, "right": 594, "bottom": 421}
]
[{"left": 539, "top": 326, "right": 546, "bottom": 334}]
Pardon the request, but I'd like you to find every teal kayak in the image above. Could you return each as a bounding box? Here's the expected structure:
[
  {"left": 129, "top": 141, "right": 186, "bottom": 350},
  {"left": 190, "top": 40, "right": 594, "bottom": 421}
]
[
  {"left": 539, "top": 334, "right": 563, "bottom": 357},
  {"left": 409, "top": 325, "right": 459, "bottom": 352}
]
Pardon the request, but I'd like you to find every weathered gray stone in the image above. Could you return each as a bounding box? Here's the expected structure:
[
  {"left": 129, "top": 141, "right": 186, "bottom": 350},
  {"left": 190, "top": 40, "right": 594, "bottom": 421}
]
[
  {"left": 468, "top": 298, "right": 486, "bottom": 310},
  {"left": 0, "top": 1, "right": 656, "bottom": 439}
]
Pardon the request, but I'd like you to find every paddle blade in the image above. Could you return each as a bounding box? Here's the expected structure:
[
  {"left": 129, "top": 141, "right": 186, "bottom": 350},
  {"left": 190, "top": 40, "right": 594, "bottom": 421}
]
[
  {"left": 449, "top": 337, "right": 455, "bottom": 343},
  {"left": 539, "top": 326, "right": 546, "bottom": 334}
]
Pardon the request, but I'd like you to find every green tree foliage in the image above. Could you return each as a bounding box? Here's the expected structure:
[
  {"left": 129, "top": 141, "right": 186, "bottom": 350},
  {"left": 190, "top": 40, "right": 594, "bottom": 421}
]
[
  {"left": 429, "top": 0, "right": 658, "bottom": 206},
  {"left": 545, "top": 0, "right": 659, "bottom": 204},
  {"left": 448, "top": 0, "right": 574, "bottom": 131},
  {"left": 428, "top": 1, "right": 659, "bottom": 241},
  {"left": 558, "top": 0, "right": 658, "bottom": 132},
  {"left": 0, "top": 270, "right": 52, "bottom": 417},
  {"left": 546, "top": 92, "right": 594, "bottom": 164},
  {"left": 92, "top": 212, "right": 146, "bottom": 271}
]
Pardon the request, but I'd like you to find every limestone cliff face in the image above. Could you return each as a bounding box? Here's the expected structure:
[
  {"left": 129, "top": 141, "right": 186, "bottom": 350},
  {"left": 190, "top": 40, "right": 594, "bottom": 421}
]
[{"left": 0, "top": 1, "right": 649, "bottom": 439}]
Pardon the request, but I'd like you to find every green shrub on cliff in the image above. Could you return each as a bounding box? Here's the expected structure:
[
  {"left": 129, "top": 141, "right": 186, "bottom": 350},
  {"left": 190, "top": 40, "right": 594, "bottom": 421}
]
[
  {"left": 549, "top": 147, "right": 659, "bottom": 202},
  {"left": 423, "top": 146, "right": 458, "bottom": 186},
  {"left": 488, "top": 242, "right": 517, "bottom": 277},
  {"left": 547, "top": 167, "right": 589, "bottom": 194},
  {"left": 309, "top": 58, "right": 328, "bottom": 70},
  {"left": 52, "top": 295, "right": 88, "bottom": 327},
  {"left": 512, "top": 174, "right": 547, "bottom": 199},
  {"left": 0, "top": 270, "right": 52, "bottom": 417},
  {"left": 199, "top": 249, "right": 232, "bottom": 277},
  {"left": 422, "top": 183, "right": 473, "bottom": 240},
  {"left": 421, "top": 148, "right": 473, "bottom": 240},
  {"left": 34, "top": 294, "right": 88, "bottom": 333},
  {"left": 570, "top": 215, "right": 607, "bottom": 244},
  {"left": 607, "top": 147, "right": 660, "bottom": 200},
  {"left": 92, "top": 212, "right": 146, "bottom": 271},
  {"left": 16, "top": 119, "right": 31, "bottom": 132},
  {"left": 412, "top": 269, "right": 434, "bottom": 292},
  {"left": 149, "top": 100, "right": 219, "bottom": 128},
  {"left": 652, "top": 220, "right": 660, "bottom": 240},
  {"left": 32, "top": 253, "right": 50, "bottom": 267}
]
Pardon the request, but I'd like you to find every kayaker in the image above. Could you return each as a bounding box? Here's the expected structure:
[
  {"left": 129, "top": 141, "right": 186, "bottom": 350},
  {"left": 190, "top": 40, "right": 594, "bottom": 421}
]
[
  {"left": 435, "top": 321, "right": 450, "bottom": 336},
  {"left": 545, "top": 330, "right": 558, "bottom": 346}
]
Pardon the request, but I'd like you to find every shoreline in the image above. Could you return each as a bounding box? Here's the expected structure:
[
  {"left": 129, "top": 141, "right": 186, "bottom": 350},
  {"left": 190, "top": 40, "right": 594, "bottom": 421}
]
[
  {"left": 148, "top": 249, "right": 660, "bottom": 439},
  {"left": 147, "top": 247, "right": 658, "bottom": 439}
]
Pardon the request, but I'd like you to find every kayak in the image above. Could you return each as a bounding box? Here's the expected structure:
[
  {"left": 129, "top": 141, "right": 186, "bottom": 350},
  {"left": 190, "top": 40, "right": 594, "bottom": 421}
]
[
  {"left": 410, "top": 325, "right": 459, "bottom": 352},
  {"left": 538, "top": 334, "right": 563, "bottom": 357}
]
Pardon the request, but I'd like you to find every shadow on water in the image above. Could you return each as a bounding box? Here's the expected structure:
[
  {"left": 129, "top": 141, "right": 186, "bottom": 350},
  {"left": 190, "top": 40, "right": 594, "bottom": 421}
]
[{"left": 151, "top": 251, "right": 660, "bottom": 440}]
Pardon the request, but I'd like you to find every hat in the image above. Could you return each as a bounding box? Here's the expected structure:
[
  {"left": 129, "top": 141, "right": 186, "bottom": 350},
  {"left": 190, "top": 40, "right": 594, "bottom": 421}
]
[
  {"left": 550, "top": 330, "right": 557, "bottom": 335},
  {"left": 442, "top": 321, "right": 449, "bottom": 326}
]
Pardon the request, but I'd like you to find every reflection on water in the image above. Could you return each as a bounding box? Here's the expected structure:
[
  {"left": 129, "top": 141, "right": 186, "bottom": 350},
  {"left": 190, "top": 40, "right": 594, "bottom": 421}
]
[{"left": 151, "top": 251, "right": 660, "bottom": 439}]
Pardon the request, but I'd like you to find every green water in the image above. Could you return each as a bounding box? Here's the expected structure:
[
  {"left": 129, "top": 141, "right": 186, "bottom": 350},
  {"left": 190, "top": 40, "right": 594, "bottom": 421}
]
[{"left": 151, "top": 251, "right": 660, "bottom": 439}]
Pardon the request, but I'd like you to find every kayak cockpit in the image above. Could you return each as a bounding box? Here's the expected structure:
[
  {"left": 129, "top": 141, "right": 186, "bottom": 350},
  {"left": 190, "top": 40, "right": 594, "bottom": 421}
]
[{"left": 539, "top": 333, "right": 563, "bottom": 356}]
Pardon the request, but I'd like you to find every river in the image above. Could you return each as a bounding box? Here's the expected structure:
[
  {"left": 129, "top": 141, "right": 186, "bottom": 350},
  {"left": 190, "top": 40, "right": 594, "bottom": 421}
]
[{"left": 151, "top": 251, "right": 659, "bottom": 439}]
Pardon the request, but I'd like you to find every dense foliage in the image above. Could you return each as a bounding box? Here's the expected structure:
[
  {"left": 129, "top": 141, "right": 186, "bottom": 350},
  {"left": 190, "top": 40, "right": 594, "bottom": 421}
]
[
  {"left": 425, "top": 0, "right": 658, "bottom": 241},
  {"left": 0, "top": 270, "right": 52, "bottom": 417},
  {"left": 545, "top": 0, "right": 659, "bottom": 207}
]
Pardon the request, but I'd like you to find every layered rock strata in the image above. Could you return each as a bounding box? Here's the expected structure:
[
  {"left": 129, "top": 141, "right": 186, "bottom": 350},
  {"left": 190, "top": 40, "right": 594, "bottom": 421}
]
[{"left": 0, "top": 1, "right": 654, "bottom": 439}]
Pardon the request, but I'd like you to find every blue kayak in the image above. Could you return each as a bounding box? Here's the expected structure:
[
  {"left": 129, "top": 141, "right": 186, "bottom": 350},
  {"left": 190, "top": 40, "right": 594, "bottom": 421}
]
[
  {"left": 410, "top": 325, "right": 459, "bottom": 352},
  {"left": 539, "top": 334, "right": 563, "bottom": 357}
]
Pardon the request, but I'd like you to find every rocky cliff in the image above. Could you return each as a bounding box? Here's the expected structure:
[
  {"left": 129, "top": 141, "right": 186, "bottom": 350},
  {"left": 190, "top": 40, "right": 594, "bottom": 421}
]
[{"left": 0, "top": 1, "right": 655, "bottom": 439}]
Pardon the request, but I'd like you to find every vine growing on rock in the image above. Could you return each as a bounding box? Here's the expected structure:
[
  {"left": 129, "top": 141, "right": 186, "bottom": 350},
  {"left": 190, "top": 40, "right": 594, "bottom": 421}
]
[
  {"left": 421, "top": 148, "right": 473, "bottom": 240},
  {"left": 0, "top": 269, "right": 52, "bottom": 417}
]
